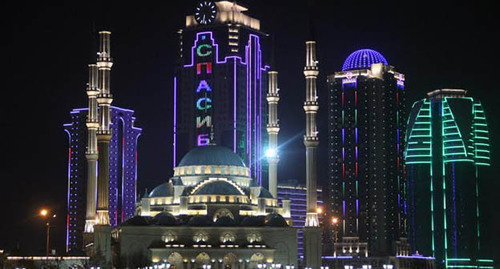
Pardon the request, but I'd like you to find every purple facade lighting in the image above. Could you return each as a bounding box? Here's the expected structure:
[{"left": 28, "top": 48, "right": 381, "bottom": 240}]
[
  {"left": 356, "top": 199, "right": 359, "bottom": 216},
  {"left": 233, "top": 59, "right": 237, "bottom": 151},
  {"left": 63, "top": 128, "right": 72, "bottom": 252},
  {"left": 177, "top": 30, "right": 268, "bottom": 183},
  {"left": 108, "top": 107, "right": 142, "bottom": 227},
  {"left": 64, "top": 106, "right": 141, "bottom": 251}
]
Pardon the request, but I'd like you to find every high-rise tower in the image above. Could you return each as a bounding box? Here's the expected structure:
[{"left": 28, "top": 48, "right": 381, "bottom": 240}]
[
  {"left": 65, "top": 31, "right": 142, "bottom": 252},
  {"left": 405, "top": 89, "right": 494, "bottom": 268},
  {"left": 173, "top": 1, "right": 271, "bottom": 187},
  {"left": 327, "top": 49, "right": 408, "bottom": 258},
  {"left": 302, "top": 36, "right": 322, "bottom": 268}
]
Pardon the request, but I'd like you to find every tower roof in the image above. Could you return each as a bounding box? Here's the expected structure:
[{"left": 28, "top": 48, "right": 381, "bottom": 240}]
[{"left": 342, "top": 49, "right": 388, "bottom": 71}]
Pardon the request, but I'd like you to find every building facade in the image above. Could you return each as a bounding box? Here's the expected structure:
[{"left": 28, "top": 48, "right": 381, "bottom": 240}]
[
  {"left": 173, "top": 1, "right": 271, "bottom": 186},
  {"left": 327, "top": 49, "right": 408, "bottom": 259},
  {"left": 405, "top": 89, "right": 494, "bottom": 268},
  {"left": 64, "top": 106, "right": 141, "bottom": 252}
]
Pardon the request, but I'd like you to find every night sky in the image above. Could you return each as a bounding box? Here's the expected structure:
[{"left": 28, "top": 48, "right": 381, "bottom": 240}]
[{"left": 2, "top": 0, "right": 499, "bottom": 264}]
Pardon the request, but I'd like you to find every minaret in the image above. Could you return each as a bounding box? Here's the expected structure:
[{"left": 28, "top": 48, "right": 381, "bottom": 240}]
[
  {"left": 96, "top": 31, "right": 113, "bottom": 226},
  {"left": 304, "top": 39, "right": 319, "bottom": 227},
  {"left": 302, "top": 31, "right": 322, "bottom": 269},
  {"left": 266, "top": 70, "right": 279, "bottom": 198},
  {"left": 84, "top": 64, "right": 99, "bottom": 233}
]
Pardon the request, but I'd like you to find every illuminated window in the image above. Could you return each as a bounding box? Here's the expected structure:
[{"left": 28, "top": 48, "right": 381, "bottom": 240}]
[
  {"left": 193, "top": 232, "right": 209, "bottom": 242},
  {"left": 247, "top": 233, "right": 262, "bottom": 243},
  {"left": 162, "top": 232, "right": 177, "bottom": 243},
  {"left": 220, "top": 232, "right": 236, "bottom": 243}
]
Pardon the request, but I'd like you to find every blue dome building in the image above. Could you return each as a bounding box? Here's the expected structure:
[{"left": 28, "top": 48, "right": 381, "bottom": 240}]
[
  {"left": 342, "top": 49, "right": 388, "bottom": 71},
  {"left": 327, "top": 47, "right": 409, "bottom": 261}
]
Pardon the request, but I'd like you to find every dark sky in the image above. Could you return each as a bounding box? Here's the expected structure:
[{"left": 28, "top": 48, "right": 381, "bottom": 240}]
[{"left": 2, "top": 0, "right": 499, "bottom": 263}]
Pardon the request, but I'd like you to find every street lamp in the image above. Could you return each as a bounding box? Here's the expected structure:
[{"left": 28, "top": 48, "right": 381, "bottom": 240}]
[
  {"left": 39, "top": 208, "right": 56, "bottom": 257},
  {"left": 332, "top": 216, "right": 340, "bottom": 243}
]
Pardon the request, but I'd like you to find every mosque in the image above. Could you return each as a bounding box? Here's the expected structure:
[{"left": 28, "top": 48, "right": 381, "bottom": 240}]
[{"left": 111, "top": 145, "right": 297, "bottom": 268}]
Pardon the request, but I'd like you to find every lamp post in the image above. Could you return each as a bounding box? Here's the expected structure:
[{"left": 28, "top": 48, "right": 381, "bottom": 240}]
[
  {"left": 331, "top": 217, "right": 339, "bottom": 243},
  {"left": 39, "top": 208, "right": 56, "bottom": 257}
]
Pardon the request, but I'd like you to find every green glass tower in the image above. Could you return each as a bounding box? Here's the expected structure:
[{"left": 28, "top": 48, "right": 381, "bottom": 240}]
[{"left": 405, "top": 89, "right": 493, "bottom": 268}]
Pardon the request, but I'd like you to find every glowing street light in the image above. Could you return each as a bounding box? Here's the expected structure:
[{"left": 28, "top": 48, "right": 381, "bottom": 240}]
[
  {"left": 331, "top": 216, "right": 340, "bottom": 243},
  {"left": 39, "top": 208, "right": 56, "bottom": 257},
  {"left": 40, "top": 209, "right": 48, "bottom": 217}
]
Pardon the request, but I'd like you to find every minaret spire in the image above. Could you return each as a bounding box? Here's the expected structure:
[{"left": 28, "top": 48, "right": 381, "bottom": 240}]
[
  {"left": 96, "top": 31, "right": 113, "bottom": 226},
  {"left": 84, "top": 64, "right": 99, "bottom": 233},
  {"left": 302, "top": 18, "right": 322, "bottom": 269},
  {"left": 266, "top": 68, "right": 279, "bottom": 198},
  {"left": 303, "top": 35, "right": 319, "bottom": 228}
]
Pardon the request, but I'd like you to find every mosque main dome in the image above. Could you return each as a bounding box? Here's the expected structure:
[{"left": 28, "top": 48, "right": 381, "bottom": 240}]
[
  {"left": 342, "top": 49, "right": 388, "bottom": 71},
  {"left": 178, "top": 145, "right": 246, "bottom": 167}
]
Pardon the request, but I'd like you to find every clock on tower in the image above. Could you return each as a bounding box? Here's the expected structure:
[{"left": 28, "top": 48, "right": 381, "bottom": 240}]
[{"left": 194, "top": 1, "right": 218, "bottom": 25}]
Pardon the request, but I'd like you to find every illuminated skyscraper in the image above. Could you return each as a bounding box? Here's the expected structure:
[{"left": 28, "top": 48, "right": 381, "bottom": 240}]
[
  {"left": 327, "top": 49, "right": 409, "bottom": 259},
  {"left": 64, "top": 32, "right": 141, "bottom": 252},
  {"left": 405, "top": 89, "right": 494, "bottom": 268},
  {"left": 64, "top": 107, "right": 141, "bottom": 252},
  {"left": 173, "top": 1, "right": 271, "bottom": 186}
]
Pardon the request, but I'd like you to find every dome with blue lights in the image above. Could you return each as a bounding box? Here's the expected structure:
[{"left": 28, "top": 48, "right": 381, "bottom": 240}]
[{"left": 342, "top": 49, "right": 388, "bottom": 71}]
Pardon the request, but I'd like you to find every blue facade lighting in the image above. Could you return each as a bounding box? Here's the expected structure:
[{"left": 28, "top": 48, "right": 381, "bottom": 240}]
[{"left": 341, "top": 49, "right": 389, "bottom": 71}]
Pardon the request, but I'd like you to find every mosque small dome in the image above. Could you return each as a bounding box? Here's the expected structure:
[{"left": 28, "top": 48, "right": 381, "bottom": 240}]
[
  {"left": 122, "top": 216, "right": 152, "bottom": 226},
  {"left": 148, "top": 182, "right": 173, "bottom": 198},
  {"left": 188, "top": 215, "right": 211, "bottom": 226},
  {"left": 153, "top": 212, "right": 178, "bottom": 226},
  {"left": 342, "top": 49, "right": 388, "bottom": 71},
  {"left": 265, "top": 213, "right": 288, "bottom": 227},
  {"left": 178, "top": 145, "right": 246, "bottom": 167},
  {"left": 240, "top": 216, "right": 266, "bottom": 227}
]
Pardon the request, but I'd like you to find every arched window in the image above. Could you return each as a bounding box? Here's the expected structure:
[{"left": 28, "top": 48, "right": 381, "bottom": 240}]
[
  {"left": 193, "top": 232, "right": 209, "bottom": 242},
  {"left": 162, "top": 232, "right": 177, "bottom": 243},
  {"left": 220, "top": 232, "right": 236, "bottom": 243},
  {"left": 247, "top": 233, "right": 262, "bottom": 243},
  {"left": 213, "top": 208, "right": 234, "bottom": 221}
]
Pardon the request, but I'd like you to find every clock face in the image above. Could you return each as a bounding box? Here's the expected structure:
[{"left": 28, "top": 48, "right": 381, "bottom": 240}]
[{"left": 195, "top": 1, "right": 218, "bottom": 25}]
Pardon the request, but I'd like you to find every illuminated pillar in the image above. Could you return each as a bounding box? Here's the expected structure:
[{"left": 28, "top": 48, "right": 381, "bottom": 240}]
[
  {"left": 96, "top": 31, "right": 113, "bottom": 226},
  {"left": 266, "top": 70, "right": 279, "bottom": 198},
  {"left": 303, "top": 38, "right": 322, "bottom": 269},
  {"left": 84, "top": 64, "right": 99, "bottom": 233},
  {"left": 303, "top": 40, "right": 319, "bottom": 227}
]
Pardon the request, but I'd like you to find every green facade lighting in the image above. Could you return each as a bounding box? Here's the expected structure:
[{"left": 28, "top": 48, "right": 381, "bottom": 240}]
[{"left": 405, "top": 90, "right": 493, "bottom": 268}]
